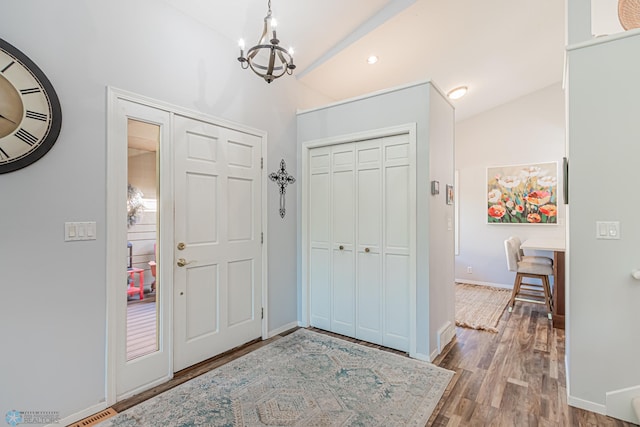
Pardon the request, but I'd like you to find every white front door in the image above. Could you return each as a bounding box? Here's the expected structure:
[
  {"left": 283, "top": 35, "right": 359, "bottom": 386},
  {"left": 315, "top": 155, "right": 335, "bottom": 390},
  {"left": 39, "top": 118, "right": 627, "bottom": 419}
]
[{"left": 173, "top": 115, "right": 263, "bottom": 372}]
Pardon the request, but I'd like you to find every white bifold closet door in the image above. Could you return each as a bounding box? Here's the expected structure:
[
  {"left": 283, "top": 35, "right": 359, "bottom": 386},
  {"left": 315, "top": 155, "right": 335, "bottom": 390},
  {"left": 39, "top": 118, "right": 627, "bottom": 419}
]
[{"left": 308, "top": 134, "right": 411, "bottom": 352}]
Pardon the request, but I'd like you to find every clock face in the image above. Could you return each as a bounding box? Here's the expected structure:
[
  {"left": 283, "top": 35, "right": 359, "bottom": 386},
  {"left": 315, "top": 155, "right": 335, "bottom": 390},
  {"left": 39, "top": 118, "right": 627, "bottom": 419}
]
[{"left": 0, "top": 38, "right": 61, "bottom": 174}]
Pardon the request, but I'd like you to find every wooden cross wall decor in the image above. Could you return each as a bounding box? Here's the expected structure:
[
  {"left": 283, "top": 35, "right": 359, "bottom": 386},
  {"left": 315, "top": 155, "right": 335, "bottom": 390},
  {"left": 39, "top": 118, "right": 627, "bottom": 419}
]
[{"left": 269, "top": 159, "right": 296, "bottom": 218}]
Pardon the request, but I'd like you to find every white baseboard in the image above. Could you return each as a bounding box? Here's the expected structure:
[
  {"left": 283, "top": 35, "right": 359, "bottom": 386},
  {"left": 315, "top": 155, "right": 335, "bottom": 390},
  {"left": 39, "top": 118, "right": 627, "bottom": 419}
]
[
  {"left": 606, "top": 384, "right": 640, "bottom": 424},
  {"left": 268, "top": 321, "right": 299, "bottom": 338},
  {"left": 437, "top": 321, "right": 456, "bottom": 354},
  {"left": 49, "top": 401, "right": 107, "bottom": 427},
  {"left": 568, "top": 394, "right": 606, "bottom": 415},
  {"left": 413, "top": 351, "right": 432, "bottom": 362},
  {"left": 454, "top": 279, "right": 512, "bottom": 290}
]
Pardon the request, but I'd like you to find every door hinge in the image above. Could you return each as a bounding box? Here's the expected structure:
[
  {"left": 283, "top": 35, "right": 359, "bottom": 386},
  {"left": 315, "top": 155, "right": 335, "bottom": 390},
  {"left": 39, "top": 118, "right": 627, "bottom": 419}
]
[
  {"left": 261, "top": 157, "right": 264, "bottom": 169},
  {"left": 261, "top": 307, "right": 264, "bottom": 319},
  {"left": 261, "top": 232, "right": 264, "bottom": 244}
]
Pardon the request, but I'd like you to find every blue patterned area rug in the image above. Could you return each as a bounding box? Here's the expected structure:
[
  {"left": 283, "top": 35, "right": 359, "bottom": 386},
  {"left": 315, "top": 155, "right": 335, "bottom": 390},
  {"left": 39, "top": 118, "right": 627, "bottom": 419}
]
[{"left": 100, "top": 329, "right": 454, "bottom": 426}]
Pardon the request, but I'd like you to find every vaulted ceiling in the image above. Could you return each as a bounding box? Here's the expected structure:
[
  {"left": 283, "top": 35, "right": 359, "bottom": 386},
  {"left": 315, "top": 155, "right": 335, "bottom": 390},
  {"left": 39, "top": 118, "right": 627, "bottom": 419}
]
[{"left": 168, "top": 0, "right": 566, "bottom": 121}]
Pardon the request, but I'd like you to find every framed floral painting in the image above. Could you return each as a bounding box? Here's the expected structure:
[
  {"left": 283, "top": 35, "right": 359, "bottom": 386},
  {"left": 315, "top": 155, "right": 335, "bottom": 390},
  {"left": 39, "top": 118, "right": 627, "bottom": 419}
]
[{"left": 487, "top": 162, "right": 558, "bottom": 224}]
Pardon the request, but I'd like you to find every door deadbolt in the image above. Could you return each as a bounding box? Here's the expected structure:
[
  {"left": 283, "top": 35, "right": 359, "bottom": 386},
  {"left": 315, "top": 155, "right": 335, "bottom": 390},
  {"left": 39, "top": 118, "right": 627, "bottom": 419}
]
[{"left": 177, "top": 242, "right": 186, "bottom": 250}]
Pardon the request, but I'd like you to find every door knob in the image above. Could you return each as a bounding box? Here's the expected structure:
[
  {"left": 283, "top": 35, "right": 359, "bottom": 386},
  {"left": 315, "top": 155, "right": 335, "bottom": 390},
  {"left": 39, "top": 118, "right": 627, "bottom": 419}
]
[
  {"left": 339, "top": 245, "right": 344, "bottom": 250},
  {"left": 177, "top": 258, "right": 195, "bottom": 267},
  {"left": 177, "top": 242, "right": 186, "bottom": 250},
  {"left": 365, "top": 247, "right": 370, "bottom": 253}
]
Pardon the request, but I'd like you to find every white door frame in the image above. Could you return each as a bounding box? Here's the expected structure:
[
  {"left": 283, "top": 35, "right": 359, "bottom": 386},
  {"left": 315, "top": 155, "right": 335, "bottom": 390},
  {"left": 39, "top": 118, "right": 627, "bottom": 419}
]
[
  {"left": 106, "top": 87, "right": 269, "bottom": 405},
  {"left": 299, "top": 123, "right": 417, "bottom": 358}
]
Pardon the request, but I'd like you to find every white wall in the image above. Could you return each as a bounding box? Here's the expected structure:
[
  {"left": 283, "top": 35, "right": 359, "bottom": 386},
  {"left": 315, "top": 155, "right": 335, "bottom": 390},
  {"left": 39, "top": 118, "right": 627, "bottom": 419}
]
[
  {"left": 567, "top": 32, "right": 640, "bottom": 418},
  {"left": 296, "top": 82, "right": 455, "bottom": 359},
  {"left": 0, "top": 0, "right": 308, "bottom": 422},
  {"left": 427, "top": 85, "right": 456, "bottom": 354},
  {"left": 455, "top": 83, "right": 566, "bottom": 287}
]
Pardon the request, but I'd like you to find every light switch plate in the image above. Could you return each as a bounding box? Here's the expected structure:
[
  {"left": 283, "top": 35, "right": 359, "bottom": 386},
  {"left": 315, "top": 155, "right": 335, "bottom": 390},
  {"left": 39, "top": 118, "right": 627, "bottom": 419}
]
[
  {"left": 596, "top": 221, "right": 620, "bottom": 240},
  {"left": 65, "top": 222, "right": 97, "bottom": 241}
]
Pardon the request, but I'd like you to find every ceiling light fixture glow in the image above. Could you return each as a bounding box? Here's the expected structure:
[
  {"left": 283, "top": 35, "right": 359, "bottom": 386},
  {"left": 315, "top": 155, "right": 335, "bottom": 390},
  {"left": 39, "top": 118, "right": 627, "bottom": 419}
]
[
  {"left": 447, "top": 86, "right": 468, "bottom": 100},
  {"left": 367, "top": 55, "right": 379, "bottom": 65},
  {"left": 237, "top": 0, "right": 295, "bottom": 83}
]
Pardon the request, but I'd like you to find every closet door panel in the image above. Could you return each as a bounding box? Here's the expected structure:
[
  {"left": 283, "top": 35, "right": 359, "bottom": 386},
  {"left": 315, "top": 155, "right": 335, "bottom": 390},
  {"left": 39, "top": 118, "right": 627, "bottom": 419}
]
[
  {"left": 331, "top": 145, "right": 355, "bottom": 336},
  {"left": 385, "top": 164, "right": 410, "bottom": 250},
  {"left": 382, "top": 135, "right": 410, "bottom": 351},
  {"left": 309, "top": 148, "right": 331, "bottom": 329},
  {"left": 356, "top": 142, "right": 382, "bottom": 344},
  {"left": 384, "top": 254, "right": 410, "bottom": 351}
]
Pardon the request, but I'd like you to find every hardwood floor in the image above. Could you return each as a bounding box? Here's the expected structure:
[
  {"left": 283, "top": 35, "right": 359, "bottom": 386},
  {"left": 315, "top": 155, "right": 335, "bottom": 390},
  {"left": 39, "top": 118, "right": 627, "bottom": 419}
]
[
  {"left": 109, "top": 302, "right": 637, "bottom": 426},
  {"left": 429, "top": 303, "right": 636, "bottom": 427}
]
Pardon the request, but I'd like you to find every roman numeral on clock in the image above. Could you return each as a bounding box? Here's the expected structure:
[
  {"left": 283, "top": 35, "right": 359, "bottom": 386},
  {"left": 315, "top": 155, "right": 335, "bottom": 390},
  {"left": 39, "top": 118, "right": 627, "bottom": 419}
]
[
  {"left": 26, "top": 110, "right": 48, "bottom": 121},
  {"left": 15, "top": 128, "right": 38, "bottom": 146},
  {"left": 1, "top": 61, "right": 14, "bottom": 73},
  {"left": 20, "top": 87, "right": 41, "bottom": 95},
  {"left": 0, "top": 146, "right": 9, "bottom": 160}
]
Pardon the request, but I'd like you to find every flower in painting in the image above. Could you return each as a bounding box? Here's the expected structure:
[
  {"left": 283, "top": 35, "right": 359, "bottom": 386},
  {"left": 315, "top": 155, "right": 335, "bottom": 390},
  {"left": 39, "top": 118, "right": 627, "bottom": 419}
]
[
  {"left": 521, "top": 166, "right": 541, "bottom": 177},
  {"left": 525, "top": 190, "right": 551, "bottom": 206},
  {"left": 539, "top": 204, "right": 557, "bottom": 217},
  {"left": 488, "top": 189, "right": 502, "bottom": 204},
  {"left": 516, "top": 204, "right": 524, "bottom": 213},
  {"left": 538, "top": 176, "right": 557, "bottom": 188},
  {"left": 497, "top": 176, "right": 521, "bottom": 189},
  {"left": 506, "top": 200, "right": 514, "bottom": 209},
  {"left": 527, "top": 213, "right": 542, "bottom": 223},
  {"left": 488, "top": 204, "right": 506, "bottom": 219}
]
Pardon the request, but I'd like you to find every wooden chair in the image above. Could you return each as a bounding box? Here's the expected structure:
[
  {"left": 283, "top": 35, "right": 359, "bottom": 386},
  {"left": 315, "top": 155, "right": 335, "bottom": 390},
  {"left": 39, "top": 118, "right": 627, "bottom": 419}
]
[
  {"left": 504, "top": 237, "right": 553, "bottom": 319},
  {"left": 148, "top": 243, "right": 157, "bottom": 292},
  {"left": 127, "top": 241, "right": 144, "bottom": 300}
]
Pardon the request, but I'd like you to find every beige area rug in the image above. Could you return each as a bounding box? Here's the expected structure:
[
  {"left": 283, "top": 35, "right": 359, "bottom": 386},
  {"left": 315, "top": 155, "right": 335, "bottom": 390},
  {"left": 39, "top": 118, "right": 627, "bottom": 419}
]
[{"left": 455, "top": 283, "right": 511, "bottom": 333}]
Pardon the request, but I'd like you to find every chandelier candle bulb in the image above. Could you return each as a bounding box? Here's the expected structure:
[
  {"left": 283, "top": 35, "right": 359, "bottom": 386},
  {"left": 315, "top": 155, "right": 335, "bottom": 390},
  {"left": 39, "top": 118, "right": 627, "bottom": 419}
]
[{"left": 271, "top": 18, "right": 277, "bottom": 41}]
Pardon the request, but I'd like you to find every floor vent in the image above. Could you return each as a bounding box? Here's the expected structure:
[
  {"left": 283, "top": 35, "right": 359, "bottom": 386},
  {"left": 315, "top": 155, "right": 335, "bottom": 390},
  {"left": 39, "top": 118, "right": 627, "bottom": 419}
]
[{"left": 69, "top": 408, "right": 117, "bottom": 427}]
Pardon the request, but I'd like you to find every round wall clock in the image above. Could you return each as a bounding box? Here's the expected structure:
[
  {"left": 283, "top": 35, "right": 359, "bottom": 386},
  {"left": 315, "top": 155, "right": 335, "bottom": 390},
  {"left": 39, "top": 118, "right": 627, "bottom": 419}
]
[{"left": 0, "top": 38, "right": 62, "bottom": 174}]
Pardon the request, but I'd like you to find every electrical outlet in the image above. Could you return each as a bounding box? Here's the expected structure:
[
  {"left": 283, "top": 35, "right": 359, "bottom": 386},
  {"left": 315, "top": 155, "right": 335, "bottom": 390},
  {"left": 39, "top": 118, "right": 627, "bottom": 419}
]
[{"left": 467, "top": 266, "right": 473, "bottom": 274}]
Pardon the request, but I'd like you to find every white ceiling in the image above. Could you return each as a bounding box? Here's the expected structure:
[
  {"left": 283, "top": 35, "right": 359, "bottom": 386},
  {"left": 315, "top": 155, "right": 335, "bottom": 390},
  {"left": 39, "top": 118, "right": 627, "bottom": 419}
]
[{"left": 167, "top": 0, "right": 566, "bottom": 121}]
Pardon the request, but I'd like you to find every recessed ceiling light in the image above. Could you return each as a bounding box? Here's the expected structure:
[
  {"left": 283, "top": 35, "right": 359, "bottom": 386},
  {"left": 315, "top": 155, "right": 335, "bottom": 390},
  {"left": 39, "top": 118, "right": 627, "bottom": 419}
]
[
  {"left": 447, "top": 86, "right": 468, "bottom": 100},
  {"left": 367, "top": 55, "right": 379, "bottom": 65}
]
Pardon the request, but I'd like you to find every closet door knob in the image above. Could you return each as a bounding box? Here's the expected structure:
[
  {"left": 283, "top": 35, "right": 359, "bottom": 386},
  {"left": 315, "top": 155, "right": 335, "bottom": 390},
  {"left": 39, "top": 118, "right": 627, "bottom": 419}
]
[
  {"left": 365, "top": 247, "right": 370, "bottom": 253},
  {"left": 339, "top": 245, "right": 344, "bottom": 250}
]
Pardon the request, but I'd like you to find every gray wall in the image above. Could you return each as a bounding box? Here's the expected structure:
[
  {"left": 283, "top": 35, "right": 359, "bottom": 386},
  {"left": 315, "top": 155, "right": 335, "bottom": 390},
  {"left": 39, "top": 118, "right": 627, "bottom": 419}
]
[
  {"left": 297, "top": 82, "right": 455, "bottom": 359},
  {"left": 567, "top": 32, "right": 640, "bottom": 413},
  {"left": 0, "top": 0, "right": 306, "bottom": 421},
  {"left": 455, "top": 83, "right": 566, "bottom": 287}
]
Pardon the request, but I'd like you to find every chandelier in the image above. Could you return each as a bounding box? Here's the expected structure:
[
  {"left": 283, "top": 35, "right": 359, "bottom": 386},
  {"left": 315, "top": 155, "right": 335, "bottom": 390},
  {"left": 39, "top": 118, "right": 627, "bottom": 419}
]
[{"left": 237, "top": 0, "right": 296, "bottom": 83}]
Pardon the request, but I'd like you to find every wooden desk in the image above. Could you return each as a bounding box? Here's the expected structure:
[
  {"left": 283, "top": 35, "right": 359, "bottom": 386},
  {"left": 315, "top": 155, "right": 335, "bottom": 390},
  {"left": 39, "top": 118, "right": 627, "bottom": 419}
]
[{"left": 520, "top": 238, "right": 565, "bottom": 329}]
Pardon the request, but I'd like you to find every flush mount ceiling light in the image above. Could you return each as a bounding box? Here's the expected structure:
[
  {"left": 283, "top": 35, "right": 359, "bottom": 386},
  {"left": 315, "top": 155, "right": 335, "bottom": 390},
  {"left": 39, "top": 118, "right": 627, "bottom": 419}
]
[
  {"left": 237, "top": 0, "right": 296, "bottom": 84},
  {"left": 447, "top": 86, "right": 468, "bottom": 100},
  {"left": 367, "top": 55, "right": 379, "bottom": 65}
]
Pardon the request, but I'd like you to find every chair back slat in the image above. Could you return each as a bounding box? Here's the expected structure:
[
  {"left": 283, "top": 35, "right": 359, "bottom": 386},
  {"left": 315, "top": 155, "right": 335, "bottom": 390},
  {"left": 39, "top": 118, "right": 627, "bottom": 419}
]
[{"left": 504, "top": 237, "right": 519, "bottom": 272}]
